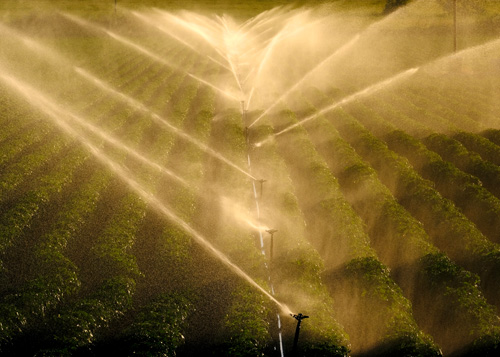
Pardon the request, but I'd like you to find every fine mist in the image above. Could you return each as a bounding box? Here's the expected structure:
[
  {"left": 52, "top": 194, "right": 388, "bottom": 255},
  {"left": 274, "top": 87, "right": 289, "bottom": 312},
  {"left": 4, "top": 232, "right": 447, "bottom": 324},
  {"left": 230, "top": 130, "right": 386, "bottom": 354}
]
[{"left": 0, "top": 0, "right": 499, "bottom": 356}]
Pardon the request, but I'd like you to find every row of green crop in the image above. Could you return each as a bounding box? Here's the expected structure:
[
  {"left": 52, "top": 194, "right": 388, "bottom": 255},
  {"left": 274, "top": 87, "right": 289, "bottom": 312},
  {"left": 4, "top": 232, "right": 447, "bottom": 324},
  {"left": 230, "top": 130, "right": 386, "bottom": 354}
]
[
  {"left": 29, "top": 121, "right": 156, "bottom": 354},
  {"left": 387, "top": 130, "right": 500, "bottom": 244},
  {"left": 74, "top": 43, "right": 186, "bottom": 118},
  {"left": 0, "top": 118, "right": 54, "bottom": 169},
  {"left": 341, "top": 100, "right": 500, "bottom": 246},
  {"left": 339, "top": 82, "right": 500, "bottom": 304},
  {"left": 0, "top": 34, "right": 176, "bottom": 237},
  {"left": 124, "top": 70, "right": 227, "bottom": 355},
  {"left": 0, "top": 29, "right": 183, "bottom": 202},
  {"left": 404, "top": 80, "right": 494, "bottom": 128},
  {"left": 248, "top": 120, "right": 351, "bottom": 355},
  {"left": 0, "top": 131, "right": 70, "bottom": 201},
  {"left": 189, "top": 109, "right": 276, "bottom": 355},
  {"left": 84, "top": 62, "right": 254, "bottom": 356},
  {"left": 376, "top": 85, "right": 500, "bottom": 176},
  {"left": 0, "top": 143, "right": 90, "bottom": 269},
  {"left": 87, "top": 61, "right": 213, "bottom": 356},
  {"left": 299, "top": 95, "right": 436, "bottom": 267},
  {"left": 0, "top": 16, "right": 193, "bottom": 350},
  {"left": 0, "top": 90, "right": 136, "bottom": 350},
  {"left": 407, "top": 74, "right": 500, "bottom": 127},
  {"left": 0, "top": 55, "right": 166, "bottom": 261},
  {"left": 482, "top": 129, "right": 500, "bottom": 150},
  {"left": 0, "top": 88, "right": 47, "bottom": 144},
  {"left": 423, "top": 133, "right": 500, "bottom": 200},
  {"left": 318, "top": 100, "right": 500, "bottom": 349},
  {"left": 311, "top": 97, "right": 500, "bottom": 353},
  {"left": 454, "top": 131, "right": 500, "bottom": 167},
  {"left": 313, "top": 101, "right": 500, "bottom": 347},
  {"left": 271, "top": 107, "right": 441, "bottom": 355},
  {"left": 256, "top": 106, "right": 441, "bottom": 355},
  {"left": 399, "top": 85, "right": 483, "bottom": 132},
  {"left": 26, "top": 54, "right": 206, "bottom": 354},
  {"left": 377, "top": 89, "right": 456, "bottom": 134},
  {"left": 353, "top": 86, "right": 500, "bottom": 246},
  {"left": 332, "top": 100, "right": 499, "bottom": 270},
  {"left": 360, "top": 87, "right": 500, "bottom": 206},
  {"left": 0, "top": 166, "right": 111, "bottom": 349},
  {"left": 362, "top": 95, "right": 432, "bottom": 138},
  {"left": 0, "top": 40, "right": 197, "bottom": 352}
]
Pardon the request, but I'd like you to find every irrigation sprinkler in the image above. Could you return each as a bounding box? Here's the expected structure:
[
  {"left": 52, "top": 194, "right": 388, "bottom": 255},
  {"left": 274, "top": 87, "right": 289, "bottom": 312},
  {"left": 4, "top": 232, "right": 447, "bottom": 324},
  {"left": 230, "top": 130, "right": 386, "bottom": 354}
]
[
  {"left": 241, "top": 100, "right": 249, "bottom": 125},
  {"left": 291, "top": 313, "right": 309, "bottom": 354},
  {"left": 453, "top": 0, "right": 457, "bottom": 52},
  {"left": 265, "top": 228, "right": 277, "bottom": 261},
  {"left": 244, "top": 126, "right": 249, "bottom": 144},
  {"left": 243, "top": 109, "right": 249, "bottom": 124},
  {"left": 257, "top": 178, "right": 267, "bottom": 198}
]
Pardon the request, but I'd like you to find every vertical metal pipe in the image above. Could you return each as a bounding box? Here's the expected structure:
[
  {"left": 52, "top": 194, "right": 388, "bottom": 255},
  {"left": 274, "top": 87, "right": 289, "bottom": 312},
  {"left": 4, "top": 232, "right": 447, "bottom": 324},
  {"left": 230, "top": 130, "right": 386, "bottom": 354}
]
[
  {"left": 454, "top": 0, "right": 457, "bottom": 52},
  {"left": 270, "top": 233, "right": 274, "bottom": 261},
  {"left": 291, "top": 313, "right": 309, "bottom": 354}
]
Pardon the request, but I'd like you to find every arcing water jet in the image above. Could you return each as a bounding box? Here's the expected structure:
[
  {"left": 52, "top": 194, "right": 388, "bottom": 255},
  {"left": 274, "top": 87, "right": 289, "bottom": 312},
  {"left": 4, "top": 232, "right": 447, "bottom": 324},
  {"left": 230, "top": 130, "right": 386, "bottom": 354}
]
[
  {"left": 130, "top": 10, "right": 231, "bottom": 71},
  {"left": 0, "top": 70, "right": 188, "bottom": 188},
  {"left": 76, "top": 67, "right": 256, "bottom": 181},
  {"left": 248, "top": 34, "right": 361, "bottom": 128},
  {"left": 105, "top": 30, "right": 172, "bottom": 67},
  {"left": 62, "top": 12, "right": 175, "bottom": 68},
  {"left": 0, "top": 69, "right": 292, "bottom": 317},
  {"left": 187, "top": 73, "right": 242, "bottom": 102},
  {"left": 255, "top": 67, "right": 420, "bottom": 146},
  {"left": 0, "top": 22, "right": 258, "bottom": 185}
]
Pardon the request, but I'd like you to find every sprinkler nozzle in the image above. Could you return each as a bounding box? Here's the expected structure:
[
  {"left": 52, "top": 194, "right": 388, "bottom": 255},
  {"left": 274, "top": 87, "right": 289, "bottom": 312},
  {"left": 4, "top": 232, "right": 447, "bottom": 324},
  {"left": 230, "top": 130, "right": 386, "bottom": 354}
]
[{"left": 291, "top": 313, "right": 309, "bottom": 321}]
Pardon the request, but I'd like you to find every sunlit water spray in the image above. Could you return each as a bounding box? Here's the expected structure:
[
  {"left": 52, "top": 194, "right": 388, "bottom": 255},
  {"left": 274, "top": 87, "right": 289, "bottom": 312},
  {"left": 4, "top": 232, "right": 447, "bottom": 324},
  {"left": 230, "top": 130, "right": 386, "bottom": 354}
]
[
  {"left": 0, "top": 18, "right": 256, "bottom": 183},
  {"left": 255, "top": 67, "right": 420, "bottom": 146},
  {"left": 75, "top": 66, "right": 256, "bottom": 181},
  {"left": 130, "top": 10, "right": 231, "bottom": 71},
  {"left": 124, "top": 10, "right": 247, "bottom": 102},
  {"left": 154, "top": 9, "right": 221, "bottom": 54},
  {"left": 0, "top": 70, "right": 292, "bottom": 317},
  {"left": 105, "top": 31, "right": 172, "bottom": 67},
  {"left": 0, "top": 68, "right": 188, "bottom": 188},
  {"left": 249, "top": 34, "right": 361, "bottom": 127},
  {"left": 62, "top": 12, "right": 175, "bottom": 68},
  {"left": 246, "top": 28, "right": 287, "bottom": 108},
  {"left": 187, "top": 73, "right": 242, "bottom": 102},
  {"left": 0, "top": 20, "right": 255, "bottom": 184}
]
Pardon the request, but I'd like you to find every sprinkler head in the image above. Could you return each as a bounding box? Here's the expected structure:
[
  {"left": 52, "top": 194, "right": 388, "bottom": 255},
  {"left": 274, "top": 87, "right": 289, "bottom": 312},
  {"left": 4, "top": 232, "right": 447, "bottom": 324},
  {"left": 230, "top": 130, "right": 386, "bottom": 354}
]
[
  {"left": 257, "top": 178, "right": 267, "bottom": 184},
  {"left": 291, "top": 313, "right": 309, "bottom": 321},
  {"left": 265, "top": 228, "right": 277, "bottom": 235}
]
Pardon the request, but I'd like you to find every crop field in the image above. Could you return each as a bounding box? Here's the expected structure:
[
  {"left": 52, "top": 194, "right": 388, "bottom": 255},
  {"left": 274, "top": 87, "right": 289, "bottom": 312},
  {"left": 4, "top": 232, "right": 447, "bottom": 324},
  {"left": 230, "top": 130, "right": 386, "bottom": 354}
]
[{"left": 0, "top": 0, "right": 499, "bottom": 356}]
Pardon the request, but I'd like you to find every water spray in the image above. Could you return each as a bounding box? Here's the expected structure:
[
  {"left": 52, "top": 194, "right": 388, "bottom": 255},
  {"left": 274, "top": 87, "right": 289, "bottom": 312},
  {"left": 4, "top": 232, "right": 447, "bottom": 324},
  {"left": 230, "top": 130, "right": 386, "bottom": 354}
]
[
  {"left": 62, "top": 13, "right": 176, "bottom": 69},
  {"left": 248, "top": 34, "right": 361, "bottom": 128},
  {"left": 187, "top": 73, "right": 241, "bottom": 102},
  {"left": 255, "top": 67, "right": 420, "bottom": 147},
  {"left": 74, "top": 67, "right": 256, "bottom": 181},
  {"left": 0, "top": 69, "right": 292, "bottom": 318}
]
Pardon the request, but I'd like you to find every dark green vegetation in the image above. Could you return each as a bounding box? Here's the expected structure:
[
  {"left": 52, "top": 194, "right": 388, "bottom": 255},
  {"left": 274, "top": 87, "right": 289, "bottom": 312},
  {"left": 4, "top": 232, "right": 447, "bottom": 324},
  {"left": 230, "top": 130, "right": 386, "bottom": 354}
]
[{"left": 0, "top": 0, "right": 500, "bottom": 356}]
